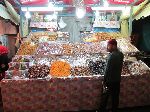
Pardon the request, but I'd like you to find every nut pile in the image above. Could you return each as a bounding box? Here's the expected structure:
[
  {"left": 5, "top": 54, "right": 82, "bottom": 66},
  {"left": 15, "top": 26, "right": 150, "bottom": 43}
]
[
  {"left": 88, "top": 60, "right": 106, "bottom": 75},
  {"left": 37, "top": 43, "right": 63, "bottom": 55},
  {"left": 28, "top": 65, "right": 49, "bottom": 78},
  {"left": 71, "top": 66, "right": 91, "bottom": 76},
  {"left": 62, "top": 44, "right": 73, "bottom": 55},
  {"left": 9, "top": 62, "right": 29, "bottom": 70},
  {"left": 12, "top": 56, "right": 32, "bottom": 62},
  {"left": 121, "top": 61, "right": 132, "bottom": 75},
  {"left": 17, "top": 42, "right": 38, "bottom": 55},
  {"left": 30, "top": 32, "right": 58, "bottom": 43},
  {"left": 93, "top": 32, "right": 122, "bottom": 41}
]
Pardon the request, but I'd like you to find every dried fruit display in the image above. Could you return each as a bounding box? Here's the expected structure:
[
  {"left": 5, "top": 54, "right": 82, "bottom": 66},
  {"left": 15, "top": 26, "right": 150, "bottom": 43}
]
[
  {"left": 72, "top": 43, "right": 88, "bottom": 54},
  {"left": 71, "top": 66, "right": 91, "bottom": 76},
  {"left": 62, "top": 44, "right": 73, "bottom": 55},
  {"left": 17, "top": 42, "right": 38, "bottom": 55},
  {"left": 117, "top": 38, "right": 139, "bottom": 54},
  {"left": 29, "top": 32, "right": 57, "bottom": 43},
  {"left": 88, "top": 60, "right": 106, "bottom": 75},
  {"left": 12, "top": 55, "right": 33, "bottom": 62},
  {"left": 5, "top": 31, "right": 150, "bottom": 79},
  {"left": 121, "top": 61, "right": 132, "bottom": 75},
  {"left": 9, "top": 62, "right": 29, "bottom": 70},
  {"left": 83, "top": 32, "right": 123, "bottom": 42},
  {"left": 28, "top": 65, "right": 49, "bottom": 78},
  {"left": 50, "top": 60, "right": 71, "bottom": 77},
  {"left": 36, "top": 43, "right": 63, "bottom": 56}
]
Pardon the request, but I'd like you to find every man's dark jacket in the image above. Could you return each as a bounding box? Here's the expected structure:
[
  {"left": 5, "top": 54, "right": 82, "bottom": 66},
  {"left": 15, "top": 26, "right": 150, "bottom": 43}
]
[{"left": 104, "top": 49, "right": 124, "bottom": 84}]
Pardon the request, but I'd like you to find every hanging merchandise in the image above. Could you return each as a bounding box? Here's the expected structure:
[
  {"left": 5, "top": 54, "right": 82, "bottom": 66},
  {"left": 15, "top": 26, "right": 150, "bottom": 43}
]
[{"left": 58, "top": 17, "right": 67, "bottom": 29}]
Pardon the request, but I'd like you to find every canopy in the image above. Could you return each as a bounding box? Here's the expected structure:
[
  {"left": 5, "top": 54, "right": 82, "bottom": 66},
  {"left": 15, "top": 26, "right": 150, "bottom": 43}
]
[
  {"left": 0, "top": 4, "right": 18, "bottom": 24},
  {"left": 4, "top": 0, "right": 20, "bottom": 24}
]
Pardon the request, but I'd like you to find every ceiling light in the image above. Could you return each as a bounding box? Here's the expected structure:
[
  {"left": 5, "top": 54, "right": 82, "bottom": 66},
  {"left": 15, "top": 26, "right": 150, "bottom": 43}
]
[
  {"left": 121, "top": 6, "right": 131, "bottom": 16},
  {"left": 92, "top": 7, "right": 126, "bottom": 11},
  {"left": 48, "top": 2, "right": 54, "bottom": 8},
  {"left": 104, "top": 1, "right": 109, "bottom": 7},
  {"left": 95, "top": 10, "right": 99, "bottom": 17},
  {"left": 25, "top": 11, "right": 31, "bottom": 19},
  {"left": 76, "top": 7, "right": 86, "bottom": 19},
  {"left": 53, "top": 12, "right": 58, "bottom": 19},
  {"left": 21, "top": 7, "right": 63, "bottom": 12}
]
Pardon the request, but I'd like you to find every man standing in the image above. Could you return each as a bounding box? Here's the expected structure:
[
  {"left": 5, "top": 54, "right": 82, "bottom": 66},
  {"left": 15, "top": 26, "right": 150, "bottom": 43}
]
[{"left": 100, "top": 39, "right": 124, "bottom": 112}]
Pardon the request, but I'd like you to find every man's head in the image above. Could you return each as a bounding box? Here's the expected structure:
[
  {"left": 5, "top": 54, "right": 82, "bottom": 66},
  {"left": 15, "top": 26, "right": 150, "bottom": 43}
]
[
  {"left": 107, "top": 39, "right": 117, "bottom": 52},
  {"left": 0, "top": 41, "right": 2, "bottom": 45}
]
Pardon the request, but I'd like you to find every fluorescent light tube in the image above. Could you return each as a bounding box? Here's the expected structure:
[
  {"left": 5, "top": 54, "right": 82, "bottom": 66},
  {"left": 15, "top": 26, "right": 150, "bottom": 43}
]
[{"left": 21, "top": 7, "right": 63, "bottom": 12}]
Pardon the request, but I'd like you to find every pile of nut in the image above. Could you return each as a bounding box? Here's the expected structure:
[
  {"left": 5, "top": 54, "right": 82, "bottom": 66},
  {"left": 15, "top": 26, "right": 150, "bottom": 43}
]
[
  {"left": 88, "top": 60, "right": 106, "bottom": 75},
  {"left": 28, "top": 65, "right": 50, "bottom": 78},
  {"left": 71, "top": 66, "right": 91, "bottom": 76},
  {"left": 30, "top": 32, "right": 58, "bottom": 43},
  {"left": 121, "top": 61, "right": 132, "bottom": 75},
  {"left": 17, "top": 42, "right": 38, "bottom": 55}
]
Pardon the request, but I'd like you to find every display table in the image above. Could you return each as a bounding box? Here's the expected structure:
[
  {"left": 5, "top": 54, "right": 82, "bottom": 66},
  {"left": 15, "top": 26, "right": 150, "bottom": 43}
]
[{"left": 1, "top": 74, "right": 150, "bottom": 112}]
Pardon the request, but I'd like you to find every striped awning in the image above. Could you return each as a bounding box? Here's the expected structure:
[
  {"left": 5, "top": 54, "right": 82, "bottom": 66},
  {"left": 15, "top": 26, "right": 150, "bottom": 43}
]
[{"left": 0, "top": 4, "right": 18, "bottom": 25}]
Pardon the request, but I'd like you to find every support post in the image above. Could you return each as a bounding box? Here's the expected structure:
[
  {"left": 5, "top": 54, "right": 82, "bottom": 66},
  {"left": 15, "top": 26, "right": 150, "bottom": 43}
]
[
  {"left": 129, "top": 6, "right": 133, "bottom": 37},
  {"left": 19, "top": 6, "right": 24, "bottom": 37}
]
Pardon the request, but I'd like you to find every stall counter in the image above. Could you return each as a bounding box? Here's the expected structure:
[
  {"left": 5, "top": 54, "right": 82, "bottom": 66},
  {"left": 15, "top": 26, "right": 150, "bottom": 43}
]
[{"left": 1, "top": 74, "right": 150, "bottom": 112}]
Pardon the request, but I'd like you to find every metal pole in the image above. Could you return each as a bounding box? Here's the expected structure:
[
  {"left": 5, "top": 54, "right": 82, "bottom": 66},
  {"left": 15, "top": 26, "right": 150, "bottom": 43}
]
[
  {"left": 20, "top": 7, "right": 24, "bottom": 37},
  {"left": 129, "top": 6, "right": 133, "bottom": 37}
]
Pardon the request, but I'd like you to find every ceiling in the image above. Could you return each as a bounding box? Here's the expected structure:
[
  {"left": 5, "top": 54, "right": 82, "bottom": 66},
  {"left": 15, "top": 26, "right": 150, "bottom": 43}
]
[
  {"left": 0, "top": 0, "right": 145, "bottom": 15},
  {"left": 2, "top": 0, "right": 145, "bottom": 7}
]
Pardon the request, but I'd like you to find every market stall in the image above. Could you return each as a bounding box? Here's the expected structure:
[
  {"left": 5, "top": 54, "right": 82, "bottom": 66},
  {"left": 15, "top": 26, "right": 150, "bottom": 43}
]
[
  {"left": 1, "top": 0, "right": 150, "bottom": 111},
  {"left": 2, "top": 74, "right": 150, "bottom": 111},
  {"left": 1, "top": 31, "right": 150, "bottom": 111}
]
